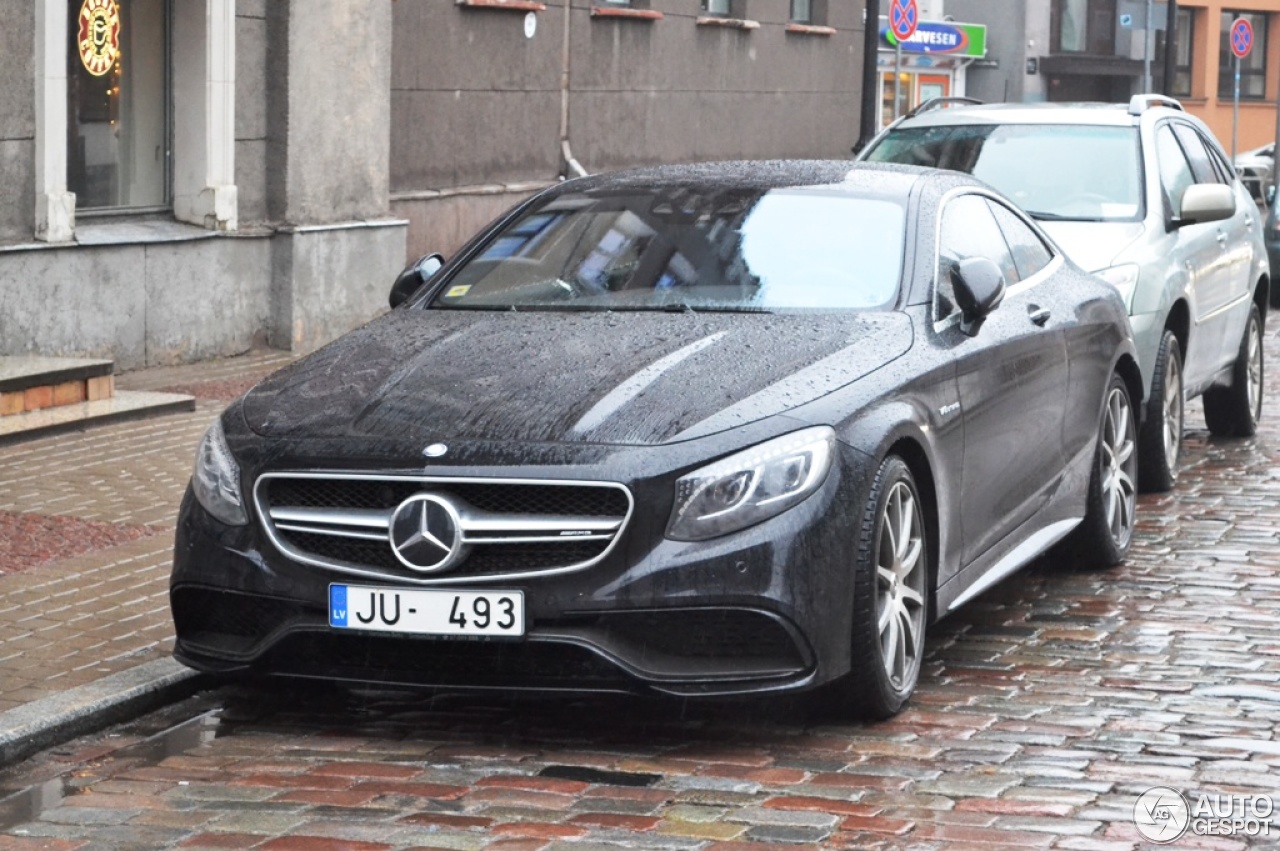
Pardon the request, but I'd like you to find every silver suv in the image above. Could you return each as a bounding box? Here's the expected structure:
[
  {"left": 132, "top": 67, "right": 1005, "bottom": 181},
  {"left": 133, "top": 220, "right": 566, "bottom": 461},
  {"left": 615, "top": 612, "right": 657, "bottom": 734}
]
[{"left": 861, "top": 95, "right": 1268, "bottom": 491}]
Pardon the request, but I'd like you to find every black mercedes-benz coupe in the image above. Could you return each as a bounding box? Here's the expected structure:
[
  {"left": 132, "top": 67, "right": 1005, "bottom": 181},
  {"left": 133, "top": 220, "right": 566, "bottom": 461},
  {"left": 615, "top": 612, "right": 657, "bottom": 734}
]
[{"left": 172, "top": 161, "right": 1141, "bottom": 718}]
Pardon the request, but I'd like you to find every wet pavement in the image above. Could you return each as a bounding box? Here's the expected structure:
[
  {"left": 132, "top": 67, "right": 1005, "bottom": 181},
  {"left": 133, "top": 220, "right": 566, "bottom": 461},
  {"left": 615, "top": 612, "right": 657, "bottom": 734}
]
[{"left": 1, "top": 334, "right": 1279, "bottom": 848}]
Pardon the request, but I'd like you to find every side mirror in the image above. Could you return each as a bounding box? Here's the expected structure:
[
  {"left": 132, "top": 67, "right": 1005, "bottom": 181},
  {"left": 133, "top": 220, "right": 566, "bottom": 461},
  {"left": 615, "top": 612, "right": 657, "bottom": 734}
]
[
  {"left": 389, "top": 253, "right": 445, "bottom": 309},
  {"left": 953, "top": 257, "right": 1006, "bottom": 336},
  {"left": 1177, "top": 184, "right": 1236, "bottom": 227}
]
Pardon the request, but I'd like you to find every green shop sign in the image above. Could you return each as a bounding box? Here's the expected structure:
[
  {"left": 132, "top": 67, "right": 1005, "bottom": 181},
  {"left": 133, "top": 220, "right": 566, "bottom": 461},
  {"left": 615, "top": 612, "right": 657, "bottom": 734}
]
[{"left": 880, "top": 20, "right": 987, "bottom": 58}]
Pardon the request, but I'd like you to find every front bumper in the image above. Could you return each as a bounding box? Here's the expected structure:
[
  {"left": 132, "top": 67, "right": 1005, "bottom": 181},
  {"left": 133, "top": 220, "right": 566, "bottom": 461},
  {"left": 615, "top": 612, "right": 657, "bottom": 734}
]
[{"left": 170, "top": 440, "right": 873, "bottom": 698}]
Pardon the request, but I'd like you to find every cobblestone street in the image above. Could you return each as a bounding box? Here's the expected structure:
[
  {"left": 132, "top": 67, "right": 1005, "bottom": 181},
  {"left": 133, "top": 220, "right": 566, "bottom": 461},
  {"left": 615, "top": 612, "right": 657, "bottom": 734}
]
[{"left": 2, "top": 335, "right": 1280, "bottom": 850}]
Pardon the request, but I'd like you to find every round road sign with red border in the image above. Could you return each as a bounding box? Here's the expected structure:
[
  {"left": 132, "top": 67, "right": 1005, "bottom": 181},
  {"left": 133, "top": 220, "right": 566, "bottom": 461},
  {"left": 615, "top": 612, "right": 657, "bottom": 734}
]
[
  {"left": 1231, "top": 17, "right": 1253, "bottom": 59},
  {"left": 890, "top": 0, "right": 919, "bottom": 42}
]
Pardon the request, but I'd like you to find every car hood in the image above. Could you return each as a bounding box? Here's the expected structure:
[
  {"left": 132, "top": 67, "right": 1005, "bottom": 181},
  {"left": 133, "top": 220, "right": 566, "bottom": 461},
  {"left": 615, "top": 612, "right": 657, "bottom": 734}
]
[
  {"left": 242, "top": 309, "right": 913, "bottom": 446},
  {"left": 1039, "top": 220, "right": 1146, "bottom": 273}
]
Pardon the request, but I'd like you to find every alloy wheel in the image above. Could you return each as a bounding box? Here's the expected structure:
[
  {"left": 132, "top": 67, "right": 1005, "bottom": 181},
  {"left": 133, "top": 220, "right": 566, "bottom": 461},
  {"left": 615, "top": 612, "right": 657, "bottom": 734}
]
[
  {"left": 876, "top": 481, "right": 926, "bottom": 691},
  {"left": 1102, "top": 385, "right": 1137, "bottom": 550},
  {"left": 1247, "top": 314, "right": 1263, "bottom": 421},
  {"left": 1162, "top": 352, "right": 1183, "bottom": 473}
]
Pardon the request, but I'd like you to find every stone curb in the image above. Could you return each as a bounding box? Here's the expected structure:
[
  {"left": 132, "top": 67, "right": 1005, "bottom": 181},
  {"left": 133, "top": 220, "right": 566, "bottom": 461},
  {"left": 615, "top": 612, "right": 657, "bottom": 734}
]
[{"left": 0, "top": 658, "right": 208, "bottom": 768}]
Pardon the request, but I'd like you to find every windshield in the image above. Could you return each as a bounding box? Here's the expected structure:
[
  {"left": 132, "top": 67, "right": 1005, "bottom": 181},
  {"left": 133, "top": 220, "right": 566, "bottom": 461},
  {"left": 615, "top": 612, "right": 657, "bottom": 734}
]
[
  {"left": 866, "top": 123, "right": 1143, "bottom": 222},
  {"left": 429, "top": 187, "right": 906, "bottom": 312}
]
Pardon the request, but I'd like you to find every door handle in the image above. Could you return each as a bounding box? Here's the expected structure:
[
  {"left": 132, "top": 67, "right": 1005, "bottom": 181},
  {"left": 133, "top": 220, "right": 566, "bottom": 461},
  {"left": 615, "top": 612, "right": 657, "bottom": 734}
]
[
  {"left": 1028, "top": 305, "right": 1051, "bottom": 326},
  {"left": 1217, "top": 231, "right": 1229, "bottom": 245}
]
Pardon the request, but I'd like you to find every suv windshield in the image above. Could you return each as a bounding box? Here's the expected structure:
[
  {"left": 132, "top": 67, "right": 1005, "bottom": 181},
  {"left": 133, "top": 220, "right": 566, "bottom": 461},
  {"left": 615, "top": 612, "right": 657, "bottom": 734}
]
[
  {"left": 429, "top": 187, "right": 906, "bottom": 312},
  {"left": 866, "top": 123, "right": 1143, "bottom": 222}
]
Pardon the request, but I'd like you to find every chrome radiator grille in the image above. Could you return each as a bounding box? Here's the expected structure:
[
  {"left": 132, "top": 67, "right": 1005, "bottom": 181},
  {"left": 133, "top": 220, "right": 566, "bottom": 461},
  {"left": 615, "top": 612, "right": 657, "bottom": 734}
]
[{"left": 254, "top": 473, "right": 633, "bottom": 584}]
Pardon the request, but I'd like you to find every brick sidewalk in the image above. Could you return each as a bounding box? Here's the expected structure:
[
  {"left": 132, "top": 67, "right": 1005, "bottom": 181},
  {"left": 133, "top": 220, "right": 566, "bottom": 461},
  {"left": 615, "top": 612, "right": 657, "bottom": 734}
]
[{"left": 0, "top": 350, "right": 295, "bottom": 715}]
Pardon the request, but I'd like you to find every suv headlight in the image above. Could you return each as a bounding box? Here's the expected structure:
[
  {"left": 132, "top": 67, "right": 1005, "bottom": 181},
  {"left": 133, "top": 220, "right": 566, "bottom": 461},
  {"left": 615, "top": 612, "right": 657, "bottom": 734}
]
[
  {"left": 666, "top": 427, "right": 835, "bottom": 542},
  {"left": 1094, "top": 263, "right": 1140, "bottom": 312},
  {"left": 192, "top": 418, "right": 248, "bottom": 526}
]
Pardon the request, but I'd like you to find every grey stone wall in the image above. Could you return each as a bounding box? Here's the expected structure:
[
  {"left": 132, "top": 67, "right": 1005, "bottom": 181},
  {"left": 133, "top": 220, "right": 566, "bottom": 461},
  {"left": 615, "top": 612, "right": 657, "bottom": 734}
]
[
  {"left": 0, "top": 236, "right": 271, "bottom": 370},
  {"left": 948, "top": 0, "right": 1050, "bottom": 104},
  {"left": 236, "top": 0, "right": 270, "bottom": 224},
  {"left": 390, "top": 0, "right": 864, "bottom": 188},
  {"left": 273, "top": 0, "right": 393, "bottom": 224},
  {"left": 0, "top": 1, "right": 35, "bottom": 243},
  {"left": 390, "top": 0, "right": 866, "bottom": 257}
]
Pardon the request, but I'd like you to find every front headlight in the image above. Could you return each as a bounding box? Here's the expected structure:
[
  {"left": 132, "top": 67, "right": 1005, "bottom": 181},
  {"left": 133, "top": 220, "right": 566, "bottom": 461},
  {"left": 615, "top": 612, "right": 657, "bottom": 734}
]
[
  {"left": 1094, "top": 263, "right": 1140, "bottom": 312},
  {"left": 666, "top": 427, "right": 836, "bottom": 542},
  {"left": 192, "top": 418, "right": 248, "bottom": 526}
]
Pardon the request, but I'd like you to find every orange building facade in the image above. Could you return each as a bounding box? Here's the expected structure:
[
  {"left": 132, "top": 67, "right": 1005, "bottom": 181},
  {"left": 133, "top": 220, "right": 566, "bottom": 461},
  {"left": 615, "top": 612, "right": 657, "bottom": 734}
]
[{"left": 1176, "top": 1, "right": 1280, "bottom": 154}]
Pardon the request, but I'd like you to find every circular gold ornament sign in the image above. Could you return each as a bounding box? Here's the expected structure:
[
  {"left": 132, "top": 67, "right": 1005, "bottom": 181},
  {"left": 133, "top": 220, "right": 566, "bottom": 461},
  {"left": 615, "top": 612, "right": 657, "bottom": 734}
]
[{"left": 78, "top": 0, "right": 121, "bottom": 77}]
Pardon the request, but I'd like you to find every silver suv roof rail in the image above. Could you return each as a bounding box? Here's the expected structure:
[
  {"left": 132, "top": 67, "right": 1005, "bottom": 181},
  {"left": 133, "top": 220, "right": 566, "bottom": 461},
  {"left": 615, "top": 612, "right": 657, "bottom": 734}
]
[
  {"left": 907, "top": 96, "right": 984, "bottom": 119},
  {"left": 1128, "top": 94, "right": 1184, "bottom": 116}
]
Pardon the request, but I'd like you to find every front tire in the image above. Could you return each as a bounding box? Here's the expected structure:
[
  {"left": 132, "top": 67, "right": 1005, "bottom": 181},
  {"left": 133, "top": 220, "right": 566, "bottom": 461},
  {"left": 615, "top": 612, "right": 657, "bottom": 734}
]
[
  {"left": 1137, "top": 330, "right": 1183, "bottom": 492},
  {"left": 1064, "top": 372, "right": 1137, "bottom": 568},
  {"left": 837, "top": 456, "right": 929, "bottom": 720},
  {"left": 1204, "top": 303, "right": 1264, "bottom": 437}
]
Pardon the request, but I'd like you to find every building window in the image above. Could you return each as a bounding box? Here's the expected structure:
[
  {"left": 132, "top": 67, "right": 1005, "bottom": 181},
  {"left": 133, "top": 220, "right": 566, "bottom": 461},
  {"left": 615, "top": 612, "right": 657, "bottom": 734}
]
[
  {"left": 704, "top": 0, "right": 731, "bottom": 16},
  {"left": 1059, "top": 0, "right": 1088, "bottom": 52},
  {"left": 1219, "top": 11, "right": 1268, "bottom": 99},
  {"left": 791, "top": 0, "right": 811, "bottom": 23},
  {"left": 67, "top": 0, "right": 169, "bottom": 211},
  {"left": 1172, "top": 8, "right": 1194, "bottom": 97}
]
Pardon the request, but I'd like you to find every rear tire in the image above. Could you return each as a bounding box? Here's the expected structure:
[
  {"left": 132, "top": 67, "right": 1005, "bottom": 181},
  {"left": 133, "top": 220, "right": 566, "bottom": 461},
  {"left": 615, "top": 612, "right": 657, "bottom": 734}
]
[
  {"left": 1137, "top": 331, "right": 1183, "bottom": 493},
  {"left": 1204, "top": 303, "right": 1264, "bottom": 437},
  {"left": 1063, "top": 372, "right": 1137, "bottom": 569},
  {"left": 832, "top": 456, "right": 930, "bottom": 720}
]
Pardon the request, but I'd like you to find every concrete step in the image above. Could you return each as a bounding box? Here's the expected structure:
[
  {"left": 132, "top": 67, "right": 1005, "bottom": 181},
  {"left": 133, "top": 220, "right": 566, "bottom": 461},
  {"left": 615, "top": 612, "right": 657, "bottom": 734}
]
[
  {"left": 0, "top": 357, "right": 116, "bottom": 415},
  {"left": 0, "top": 391, "right": 197, "bottom": 445}
]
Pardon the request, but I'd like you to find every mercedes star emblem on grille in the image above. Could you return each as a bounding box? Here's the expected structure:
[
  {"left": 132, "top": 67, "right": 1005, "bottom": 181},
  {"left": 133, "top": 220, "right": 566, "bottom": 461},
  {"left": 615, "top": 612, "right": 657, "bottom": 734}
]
[{"left": 389, "top": 493, "right": 466, "bottom": 572}]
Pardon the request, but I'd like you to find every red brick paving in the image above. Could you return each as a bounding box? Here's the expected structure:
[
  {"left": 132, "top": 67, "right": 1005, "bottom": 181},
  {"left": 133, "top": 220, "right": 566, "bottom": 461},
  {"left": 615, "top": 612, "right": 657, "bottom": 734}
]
[{"left": 0, "top": 510, "right": 163, "bottom": 575}]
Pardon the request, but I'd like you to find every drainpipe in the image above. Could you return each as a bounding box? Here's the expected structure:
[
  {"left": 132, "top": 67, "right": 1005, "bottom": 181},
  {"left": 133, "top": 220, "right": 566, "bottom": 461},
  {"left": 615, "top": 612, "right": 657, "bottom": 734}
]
[
  {"left": 853, "top": 0, "right": 882, "bottom": 155},
  {"left": 560, "top": 1, "right": 588, "bottom": 179}
]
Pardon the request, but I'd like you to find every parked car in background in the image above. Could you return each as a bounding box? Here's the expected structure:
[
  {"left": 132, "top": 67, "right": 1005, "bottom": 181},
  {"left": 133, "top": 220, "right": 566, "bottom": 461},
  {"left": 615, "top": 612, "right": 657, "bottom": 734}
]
[
  {"left": 171, "top": 161, "right": 1140, "bottom": 719},
  {"left": 1235, "top": 142, "right": 1273, "bottom": 202},
  {"left": 862, "top": 95, "right": 1269, "bottom": 492},
  {"left": 1263, "top": 183, "right": 1280, "bottom": 307}
]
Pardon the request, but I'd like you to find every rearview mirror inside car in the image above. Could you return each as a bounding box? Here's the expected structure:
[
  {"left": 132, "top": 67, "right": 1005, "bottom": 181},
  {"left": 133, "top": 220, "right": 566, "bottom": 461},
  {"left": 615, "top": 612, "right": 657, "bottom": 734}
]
[{"left": 389, "top": 253, "right": 445, "bottom": 309}]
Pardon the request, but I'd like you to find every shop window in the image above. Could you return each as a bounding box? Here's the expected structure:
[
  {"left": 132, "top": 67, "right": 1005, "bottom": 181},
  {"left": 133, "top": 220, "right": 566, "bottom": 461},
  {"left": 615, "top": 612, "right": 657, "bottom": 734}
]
[
  {"left": 67, "top": 0, "right": 169, "bottom": 211},
  {"left": 1219, "top": 11, "right": 1268, "bottom": 100},
  {"left": 36, "top": 0, "right": 236, "bottom": 241}
]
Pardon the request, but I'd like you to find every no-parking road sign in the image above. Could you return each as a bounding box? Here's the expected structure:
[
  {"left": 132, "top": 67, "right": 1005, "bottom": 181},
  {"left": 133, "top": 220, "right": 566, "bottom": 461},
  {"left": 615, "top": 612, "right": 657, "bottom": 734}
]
[
  {"left": 890, "top": 0, "right": 919, "bottom": 42},
  {"left": 1231, "top": 17, "right": 1253, "bottom": 60}
]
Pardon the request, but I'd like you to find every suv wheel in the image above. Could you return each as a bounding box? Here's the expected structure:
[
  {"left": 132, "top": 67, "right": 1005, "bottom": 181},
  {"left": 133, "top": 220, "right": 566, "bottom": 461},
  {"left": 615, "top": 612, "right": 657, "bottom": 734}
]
[
  {"left": 1138, "top": 330, "right": 1183, "bottom": 492},
  {"left": 1204, "top": 303, "right": 1264, "bottom": 437}
]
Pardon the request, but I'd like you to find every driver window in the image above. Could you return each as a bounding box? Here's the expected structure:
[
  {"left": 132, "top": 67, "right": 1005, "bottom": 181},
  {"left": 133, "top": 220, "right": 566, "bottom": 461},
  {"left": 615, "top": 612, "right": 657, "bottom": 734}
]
[
  {"left": 1156, "top": 125, "right": 1196, "bottom": 217},
  {"left": 936, "top": 195, "right": 1018, "bottom": 322}
]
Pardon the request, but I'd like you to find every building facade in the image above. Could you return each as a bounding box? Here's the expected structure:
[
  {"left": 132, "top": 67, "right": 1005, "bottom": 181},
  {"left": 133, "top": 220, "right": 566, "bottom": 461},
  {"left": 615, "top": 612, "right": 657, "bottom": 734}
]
[
  {"left": 1, "top": 0, "right": 869, "bottom": 369},
  {"left": 953, "top": 0, "right": 1280, "bottom": 155},
  {"left": 873, "top": 0, "right": 990, "bottom": 127}
]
